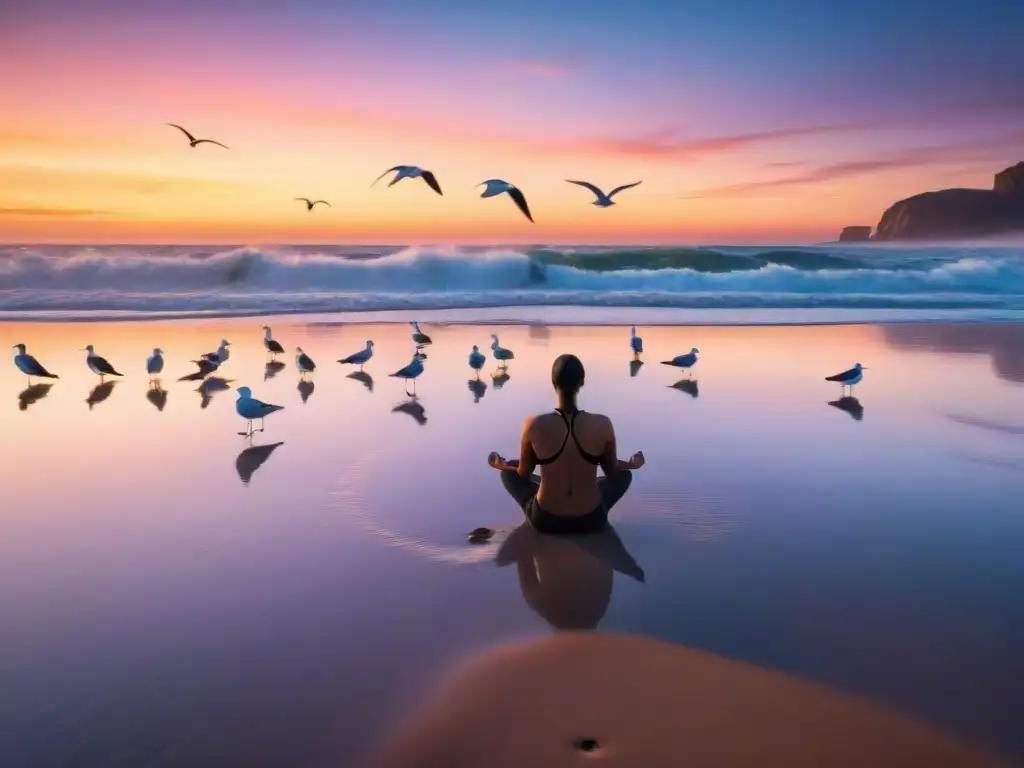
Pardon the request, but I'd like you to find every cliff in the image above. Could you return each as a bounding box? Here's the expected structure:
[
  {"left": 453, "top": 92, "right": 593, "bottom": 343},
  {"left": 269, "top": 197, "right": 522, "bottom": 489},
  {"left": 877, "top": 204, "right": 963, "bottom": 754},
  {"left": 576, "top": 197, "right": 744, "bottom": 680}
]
[
  {"left": 839, "top": 226, "right": 872, "bottom": 242},
  {"left": 873, "top": 162, "right": 1024, "bottom": 241}
]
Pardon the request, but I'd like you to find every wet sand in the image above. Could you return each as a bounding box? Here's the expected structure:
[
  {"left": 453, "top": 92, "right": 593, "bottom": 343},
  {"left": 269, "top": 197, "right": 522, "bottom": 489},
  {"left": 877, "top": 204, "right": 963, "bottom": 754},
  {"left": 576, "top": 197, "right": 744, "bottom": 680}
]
[{"left": 1, "top": 316, "right": 1023, "bottom": 766}]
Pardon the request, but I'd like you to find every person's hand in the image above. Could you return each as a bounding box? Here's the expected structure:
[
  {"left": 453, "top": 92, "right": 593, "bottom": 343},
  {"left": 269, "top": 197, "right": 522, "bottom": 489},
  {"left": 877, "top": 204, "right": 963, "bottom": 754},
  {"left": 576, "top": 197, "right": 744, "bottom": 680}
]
[
  {"left": 488, "top": 452, "right": 504, "bottom": 469},
  {"left": 628, "top": 451, "right": 645, "bottom": 470}
]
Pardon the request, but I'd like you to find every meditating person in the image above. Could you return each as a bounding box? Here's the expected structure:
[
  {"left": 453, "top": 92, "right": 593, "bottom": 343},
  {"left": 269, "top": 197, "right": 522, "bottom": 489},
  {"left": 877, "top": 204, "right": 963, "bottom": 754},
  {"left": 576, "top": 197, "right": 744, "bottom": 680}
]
[{"left": 488, "top": 353, "right": 644, "bottom": 534}]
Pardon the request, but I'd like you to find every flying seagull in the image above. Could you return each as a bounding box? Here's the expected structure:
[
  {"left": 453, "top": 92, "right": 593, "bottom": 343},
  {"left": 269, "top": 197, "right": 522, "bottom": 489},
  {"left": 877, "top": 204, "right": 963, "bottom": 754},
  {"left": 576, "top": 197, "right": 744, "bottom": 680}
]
[
  {"left": 476, "top": 179, "right": 533, "bottom": 222},
  {"left": 12, "top": 344, "right": 59, "bottom": 384},
  {"left": 146, "top": 348, "right": 165, "bottom": 381},
  {"left": 411, "top": 322, "right": 432, "bottom": 346},
  {"left": 338, "top": 340, "right": 374, "bottom": 370},
  {"left": 295, "top": 347, "right": 316, "bottom": 378},
  {"left": 235, "top": 386, "right": 284, "bottom": 437},
  {"left": 295, "top": 198, "right": 330, "bottom": 210},
  {"left": 661, "top": 348, "right": 699, "bottom": 374},
  {"left": 82, "top": 345, "right": 123, "bottom": 380},
  {"left": 566, "top": 179, "right": 642, "bottom": 207},
  {"left": 262, "top": 326, "right": 284, "bottom": 358},
  {"left": 826, "top": 363, "right": 867, "bottom": 395},
  {"left": 166, "top": 123, "right": 229, "bottom": 149},
  {"left": 372, "top": 165, "right": 443, "bottom": 196}
]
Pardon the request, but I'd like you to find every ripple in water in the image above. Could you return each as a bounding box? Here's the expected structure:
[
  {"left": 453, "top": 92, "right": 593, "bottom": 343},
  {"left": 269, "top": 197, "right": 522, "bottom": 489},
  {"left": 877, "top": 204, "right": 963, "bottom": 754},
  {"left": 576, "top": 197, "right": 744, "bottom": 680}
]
[{"left": 634, "top": 487, "right": 740, "bottom": 543}]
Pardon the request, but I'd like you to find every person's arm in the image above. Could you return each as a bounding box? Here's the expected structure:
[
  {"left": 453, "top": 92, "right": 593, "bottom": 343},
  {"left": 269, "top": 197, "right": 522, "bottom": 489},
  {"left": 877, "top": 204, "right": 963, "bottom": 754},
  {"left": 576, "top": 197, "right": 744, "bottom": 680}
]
[
  {"left": 599, "top": 418, "right": 645, "bottom": 476},
  {"left": 488, "top": 416, "right": 537, "bottom": 476}
]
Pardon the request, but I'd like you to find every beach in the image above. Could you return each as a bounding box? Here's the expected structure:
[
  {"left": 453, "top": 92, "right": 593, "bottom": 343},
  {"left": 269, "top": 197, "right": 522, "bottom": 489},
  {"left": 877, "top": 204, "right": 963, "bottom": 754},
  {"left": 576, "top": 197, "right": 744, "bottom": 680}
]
[{"left": 2, "top": 315, "right": 1023, "bottom": 766}]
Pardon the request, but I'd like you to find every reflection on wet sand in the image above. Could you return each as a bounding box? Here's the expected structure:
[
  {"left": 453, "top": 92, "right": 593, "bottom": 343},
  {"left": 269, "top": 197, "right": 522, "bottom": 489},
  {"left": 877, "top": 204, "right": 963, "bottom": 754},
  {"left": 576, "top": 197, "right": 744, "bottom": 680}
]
[
  {"left": 86, "top": 381, "right": 117, "bottom": 410},
  {"left": 629, "top": 359, "right": 644, "bottom": 378},
  {"left": 944, "top": 412, "right": 1024, "bottom": 437},
  {"left": 18, "top": 383, "right": 53, "bottom": 411},
  {"left": 347, "top": 370, "right": 374, "bottom": 392},
  {"left": 528, "top": 324, "right": 551, "bottom": 344},
  {"left": 297, "top": 379, "right": 315, "bottom": 404},
  {"left": 197, "top": 377, "right": 232, "bottom": 409},
  {"left": 492, "top": 370, "right": 510, "bottom": 390},
  {"left": 263, "top": 361, "right": 286, "bottom": 381},
  {"left": 145, "top": 385, "right": 169, "bottom": 412},
  {"left": 829, "top": 396, "right": 864, "bottom": 421},
  {"left": 883, "top": 323, "right": 1024, "bottom": 384},
  {"left": 468, "top": 378, "right": 487, "bottom": 403},
  {"left": 669, "top": 378, "right": 699, "bottom": 398},
  {"left": 235, "top": 441, "right": 284, "bottom": 486},
  {"left": 392, "top": 396, "right": 427, "bottom": 426},
  {"left": 496, "top": 524, "right": 643, "bottom": 631}
]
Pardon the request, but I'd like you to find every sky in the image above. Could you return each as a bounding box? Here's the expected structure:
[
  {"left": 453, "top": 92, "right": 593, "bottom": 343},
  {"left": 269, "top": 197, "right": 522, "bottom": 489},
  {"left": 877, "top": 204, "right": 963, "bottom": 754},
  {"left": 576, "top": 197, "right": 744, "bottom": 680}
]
[{"left": 1, "top": 0, "right": 1023, "bottom": 245}]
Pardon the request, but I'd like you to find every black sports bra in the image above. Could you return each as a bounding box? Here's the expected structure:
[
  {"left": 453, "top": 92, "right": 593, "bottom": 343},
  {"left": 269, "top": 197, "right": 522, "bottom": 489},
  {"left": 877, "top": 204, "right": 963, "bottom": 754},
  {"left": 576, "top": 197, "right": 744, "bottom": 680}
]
[{"left": 534, "top": 408, "right": 603, "bottom": 466}]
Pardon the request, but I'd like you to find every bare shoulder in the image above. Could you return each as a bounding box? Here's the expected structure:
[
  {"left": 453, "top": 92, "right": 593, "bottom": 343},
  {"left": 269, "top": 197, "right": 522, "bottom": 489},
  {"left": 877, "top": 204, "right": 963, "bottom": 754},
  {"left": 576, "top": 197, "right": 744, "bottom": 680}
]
[{"left": 584, "top": 411, "right": 614, "bottom": 434}]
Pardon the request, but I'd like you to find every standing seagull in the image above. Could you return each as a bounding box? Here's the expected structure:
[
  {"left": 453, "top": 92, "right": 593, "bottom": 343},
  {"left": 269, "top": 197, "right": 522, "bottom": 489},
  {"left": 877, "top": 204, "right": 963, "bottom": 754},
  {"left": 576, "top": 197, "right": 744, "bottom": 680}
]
[
  {"left": 166, "top": 123, "right": 229, "bottom": 149},
  {"left": 201, "top": 339, "right": 231, "bottom": 366},
  {"left": 566, "top": 179, "right": 642, "bottom": 207},
  {"left": 411, "top": 322, "right": 432, "bottom": 347},
  {"left": 468, "top": 345, "right": 486, "bottom": 377},
  {"left": 295, "top": 347, "right": 316, "bottom": 379},
  {"left": 661, "top": 348, "right": 699, "bottom": 375},
  {"left": 338, "top": 340, "right": 374, "bottom": 370},
  {"left": 235, "top": 386, "right": 284, "bottom": 437},
  {"left": 262, "top": 327, "right": 284, "bottom": 359},
  {"left": 826, "top": 363, "right": 867, "bottom": 395},
  {"left": 82, "top": 345, "right": 123, "bottom": 380},
  {"left": 372, "top": 165, "right": 443, "bottom": 196},
  {"left": 490, "top": 334, "right": 515, "bottom": 367},
  {"left": 630, "top": 326, "right": 643, "bottom": 356},
  {"left": 389, "top": 352, "right": 425, "bottom": 395},
  {"left": 294, "top": 198, "right": 330, "bottom": 211},
  {"left": 476, "top": 179, "right": 533, "bottom": 222},
  {"left": 146, "top": 348, "right": 165, "bottom": 382},
  {"left": 13, "top": 344, "right": 59, "bottom": 384}
]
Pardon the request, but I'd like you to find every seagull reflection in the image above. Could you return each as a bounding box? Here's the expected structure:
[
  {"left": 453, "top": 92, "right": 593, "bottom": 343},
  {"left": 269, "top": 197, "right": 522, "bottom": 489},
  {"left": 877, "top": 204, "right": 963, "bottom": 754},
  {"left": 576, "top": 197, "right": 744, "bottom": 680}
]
[
  {"left": 629, "top": 359, "right": 644, "bottom": 378},
  {"left": 298, "top": 379, "right": 315, "bottom": 404},
  {"left": 235, "top": 441, "right": 284, "bottom": 486},
  {"left": 347, "top": 370, "right": 374, "bottom": 392},
  {"left": 178, "top": 369, "right": 209, "bottom": 382},
  {"left": 264, "top": 360, "right": 286, "bottom": 381},
  {"left": 669, "top": 378, "right": 699, "bottom": 398},
  {"left": 18, "top": 383, "right": 53, "bottom": 411},
  {"left": 828, "top": 396, "right": 864, "bottom": 421},
  {"left": 468, "top": 377, "right": 488, "bottom": 403},
  {"left": 492, "top": 369, "right": 511, "bottom": 390},
  {"left": 86, "top": 380, "right": 118, "bottom": 410},
  {"left": 392, "top": 396, "right": 427, "bottom": 426},
  {"left": 146, "top": 385, "right": 169, "bottom": 412},
  {"left": 495, "top": 524, "right": 644, "bottom": 631},
  {"left": 198, "top": 376, "right": 232, "bottom": 409}
]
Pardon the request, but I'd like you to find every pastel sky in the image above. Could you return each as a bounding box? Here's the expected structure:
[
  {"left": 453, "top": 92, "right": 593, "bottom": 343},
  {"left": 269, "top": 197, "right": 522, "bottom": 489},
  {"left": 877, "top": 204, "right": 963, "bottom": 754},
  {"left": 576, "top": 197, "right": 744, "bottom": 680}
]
[{"left": 2, "top": 0, "right": 1023, "bottom": 245}]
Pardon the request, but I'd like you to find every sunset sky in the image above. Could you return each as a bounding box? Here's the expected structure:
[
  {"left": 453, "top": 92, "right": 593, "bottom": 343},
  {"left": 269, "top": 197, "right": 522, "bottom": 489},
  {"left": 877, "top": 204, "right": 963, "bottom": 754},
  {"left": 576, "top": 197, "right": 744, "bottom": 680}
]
[{"left": 2, "top": 0, "right": 1023, "bottom": 245}]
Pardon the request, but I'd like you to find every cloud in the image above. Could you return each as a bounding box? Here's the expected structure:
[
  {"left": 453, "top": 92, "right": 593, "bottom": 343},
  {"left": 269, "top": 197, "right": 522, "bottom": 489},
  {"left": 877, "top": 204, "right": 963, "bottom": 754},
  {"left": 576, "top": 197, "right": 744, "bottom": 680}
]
[
  {"left": 0, "top": 206, "right": 111, "bottom": 217},
  {"left": 507, "top": 60, "right": 570, "bottom": 78}
]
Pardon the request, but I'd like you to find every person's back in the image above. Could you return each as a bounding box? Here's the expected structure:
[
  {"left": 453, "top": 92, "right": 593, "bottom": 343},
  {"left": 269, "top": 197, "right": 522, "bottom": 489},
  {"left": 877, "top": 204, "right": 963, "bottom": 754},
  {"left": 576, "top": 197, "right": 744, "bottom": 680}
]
[{"left": 489, "top": 353, "right": 644, "bottom": 535}]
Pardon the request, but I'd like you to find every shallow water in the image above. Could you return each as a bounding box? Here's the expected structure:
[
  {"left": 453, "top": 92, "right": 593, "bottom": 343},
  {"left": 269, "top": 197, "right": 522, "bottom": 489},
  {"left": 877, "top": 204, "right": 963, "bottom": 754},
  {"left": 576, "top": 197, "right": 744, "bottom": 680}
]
[{"left": 2, "top": 316, "right": 1023, "bottom": 766}]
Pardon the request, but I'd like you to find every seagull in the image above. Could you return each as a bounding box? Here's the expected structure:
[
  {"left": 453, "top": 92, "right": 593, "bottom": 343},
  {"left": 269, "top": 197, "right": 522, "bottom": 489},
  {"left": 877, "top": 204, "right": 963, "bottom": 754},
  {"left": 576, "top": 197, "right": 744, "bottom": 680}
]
[
  {"left": 389, "top": 352, "right": 425, "bottom": 395},
  {"left": 469, "top": 345, "right": 487, "bottom": 376},
  {"left": 295, "top": 347, "right": 316, "bottom": 378},
  {"left": 12, "top": 344, "right": 59, "bottom": 384},
  {"left": 295, "top": 197, "right": 330, "bottom": 211},
  {"left": 566, "top": 179, "right": 642, "bottom": 207},
  {"left": 630, "top": 326, "right": 643, "bottom": 356},
  {"left": 235, "top": 386, "right": 284, "bottom": 437},
  {"left": 338, "top": 340, "right": 374, "bottom": 370},
  {"left": 146, "top": 348, "right": 164, "bottom": 381},
  {"left": 166, "top": 123, "right": 229, "bottom": 149},
  {"left": 826, "top": 363, "right": 867, "bottom": 395},
  {"left": 490, "top": 334, "right": 515, "bottom": 367},
  {"left": 82, "top": 345, "right": 123, "bottom": 380},
  {"left": 200, "top": 339, "right": 231, "bottom": 366},
  {"left": 476, "top": 179, "right": 533, "bottom": 222},
  {"left": 262, "top": 326, "right": 284, "bottom": 358},
  {"left": 661, "top": 348, "right": 699, "bottom": 375},
  {"left": 372, "top": 165, "right": 443, "bottom": 196},
  {"left": 411, "top": 322, "right": 432, "bottom": 346}
]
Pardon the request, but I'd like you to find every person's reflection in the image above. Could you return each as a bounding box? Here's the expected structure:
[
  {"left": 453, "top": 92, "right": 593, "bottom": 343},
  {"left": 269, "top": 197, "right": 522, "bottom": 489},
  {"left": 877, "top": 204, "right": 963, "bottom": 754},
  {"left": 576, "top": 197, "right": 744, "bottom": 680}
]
[
  {"left": 18, "top": 383, "right": 53, "bottom": 411},
  {"left": 492, "top": 370, "right": 511, "bottom": 390},
  {"left": 496, "top": 524, "right": 644, "bottom": 631},
  {"left": 629, "top": 359, "right": 644, "bottom": 378},
  {"left": 298, "top": 379, "right": 315, "bottom": 404},
  {"left": 235, "top": 441, "right": 284, "bottom": 486},
  {"left": 347, "top": 370, "right": 374, "bottom": 392},
  {"left": 828, "top": 396, "right": 864, "bottom": 421},
  {"left": 669, "top": 378, "right": 699, "bottom": 398},
  {"left": 198, "top": 376, "right": 232, "bottom": 409},
  {"left": 146, "top": 385, "right": 169, "bottom": 412},
  {"left": 468, "top": 377, "right": 488, "bottom": 403},
  {"left": 264, "top": 360, "right": 286, "bottom": 381},
  {"left": 393, "top": 396, "right": 427, "bottom": 426},
  {"left": 86, "top": 380, "right": 118, "bottom": 410}
]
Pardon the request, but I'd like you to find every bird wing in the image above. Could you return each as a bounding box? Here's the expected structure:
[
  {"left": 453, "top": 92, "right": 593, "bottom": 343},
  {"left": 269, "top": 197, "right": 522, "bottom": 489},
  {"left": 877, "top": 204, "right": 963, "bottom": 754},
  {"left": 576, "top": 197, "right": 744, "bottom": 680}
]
[
  {"left": 565, "top": 179, "right": 606, "bottom": 199},
  {"left": 826, "top": 367, "right": 856, "bottom": 382},
  {"left": 421, "top": 171, "right": 443, "bottom": 196},
  {"left": 372, "top": 167, "right": 402, "bottom": 186},
  {"left": 295, "top": 197, "right": 312, "bottom": 205},
  {"left": 507, "top": 186, "right": 534, "bottom": 222},
  {"left": 312, "top": 200, "right": 331, "bottom": 207},
  {"left": 267, "top": 340, "right": 285, "bottom": 353},
  {"left": 607, "top": 180, "right": 643, "bottom": 198},
  {"left": 92, "top": 355, "right": 120, "bottom": 375},
  {"left": 167, "top": 123, "right": 197, "bottom": 142},
  {"left": 193, "top": 139, "right": 229, "bottom": 149},
  {"left": 299, "top": 353, "right": 316, "bottom": 370}
]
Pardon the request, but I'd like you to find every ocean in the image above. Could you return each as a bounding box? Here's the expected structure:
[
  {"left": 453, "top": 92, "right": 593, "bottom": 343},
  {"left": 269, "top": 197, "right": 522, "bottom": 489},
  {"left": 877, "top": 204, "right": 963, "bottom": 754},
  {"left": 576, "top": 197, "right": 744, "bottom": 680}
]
[{"left": 3, "top": 243, "right": 1024, "bottom": 322}]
